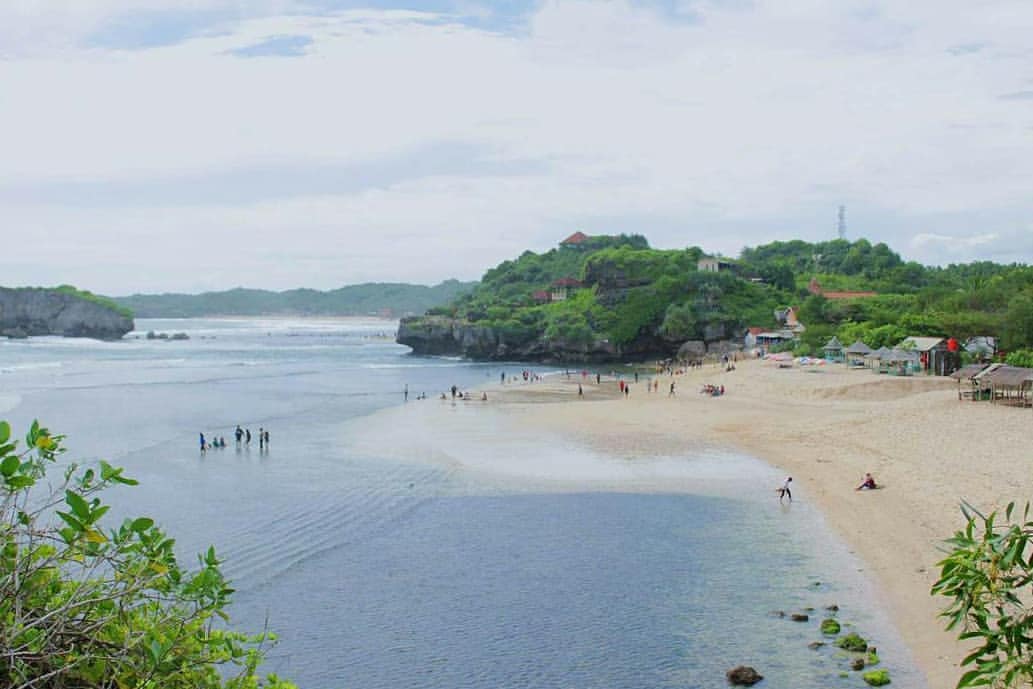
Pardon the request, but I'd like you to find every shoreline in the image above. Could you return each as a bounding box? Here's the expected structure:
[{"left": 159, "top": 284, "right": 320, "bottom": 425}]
[{"left": 384, "top": 358, "right": 1007, "bottom": 687}]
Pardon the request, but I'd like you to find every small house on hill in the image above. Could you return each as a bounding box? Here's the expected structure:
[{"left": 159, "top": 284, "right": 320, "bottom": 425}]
[
  {"left": 550, "top": 277, "right": 583, "bottom": 302},
  {"left": 560, "top": 231, "right": 590, "bottom": 247},
  {"left": 698, "top": 256, "right": 734, "bottom": 273},
  {"left": 823, "top": 336, "right": 844, "bottom": 362},
  {"left": 532, "top": 290, "right": 551, "bottom": 304}
]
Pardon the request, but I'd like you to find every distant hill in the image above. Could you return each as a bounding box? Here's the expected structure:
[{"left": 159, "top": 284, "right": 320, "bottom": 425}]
[{"left": 112, "top": 280, "right": 476, "bottom": 318}]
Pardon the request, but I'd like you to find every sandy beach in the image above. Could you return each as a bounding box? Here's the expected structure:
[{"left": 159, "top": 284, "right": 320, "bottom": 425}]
[{"left": 379, "top": 359, "right": 1022, "bottom": 688}]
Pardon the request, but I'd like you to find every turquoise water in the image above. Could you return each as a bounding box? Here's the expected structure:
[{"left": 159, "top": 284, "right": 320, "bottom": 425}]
[{"left": 0, "top": 318, "right": 925, "bottom": 688}]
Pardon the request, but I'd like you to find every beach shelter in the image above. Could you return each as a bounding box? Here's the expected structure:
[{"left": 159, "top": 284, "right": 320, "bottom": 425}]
[
  {"left": 865, "top": 346, "right": 890, "bottom": 371},
  {"left": 950, "top": 363, "right": 990, "bottom": 401},
  {"left": 882, "top": 349, "right": 920, "bottom": 376},
  {"left": 981, "top": 365, "right": 1033, "bottom": 406},
  {"left": 845, "top": 340, "right": 872, "bottom": 367},
  {"left": 822, "top": 336, "right": 844, "bottom": 362}
]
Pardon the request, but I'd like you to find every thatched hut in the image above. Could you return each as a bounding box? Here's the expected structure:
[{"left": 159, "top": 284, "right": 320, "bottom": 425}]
[
  {"left": 881, "top": 349, "right": 921, "bottom": 376},
  {"left": 865, "top": 346, "right": 890, "bottom": 371},
  {"left": 823, "top": 336, "right": 844, "bottom": 362},
  {"left": 845, "top": 340, "right": 872, "bottom": 367},
  {"left": 981, "top": 365, "right": 1033, "bottom": 406},
  {"left": 950, "top": 363, "right": 990, "bottom": 401}
]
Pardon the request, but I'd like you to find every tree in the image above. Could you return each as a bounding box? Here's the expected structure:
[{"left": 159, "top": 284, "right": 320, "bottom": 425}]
[
  {"left": 1002, "top": 295, "right": 1033, "bottom": 351},
  {"left": 932, "top": 502, "right": 1033, "bottom": 688},
  {"left": 0, "top": 420, "right": 295, "bottom": 689},
  {"left": 659, "top": 303, "right": 698, "bottom": 342}
]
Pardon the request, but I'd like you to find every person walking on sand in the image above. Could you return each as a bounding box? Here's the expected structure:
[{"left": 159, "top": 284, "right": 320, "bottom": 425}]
[
  {"left": 779, "top": 476, "right": 793, "bottom": 503},
  {"left": 245, "top": 428, "right": 251, "bottom": 446},
  {"left": 263, "top": 429, "right": 270, "bottom": 448},
  {"left": 404, "top": 384, "right": 409, "bottom": 402},
  {"left": 259, "top": 427, "right": 264, "bottom": 449},
  {"left": 578, "top": 383, "right": 583, "bottom": 397},
  {"left": 669, "top": 381, "right": 676, "bottom": 397},
  {"left": 199, "top": 432, "right": 207, "bottom": 454}
]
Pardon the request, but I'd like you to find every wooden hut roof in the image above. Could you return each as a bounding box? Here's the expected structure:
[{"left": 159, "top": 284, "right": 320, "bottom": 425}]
[
  {"left": 845, "top": 340, "right": 872, "bottom": 355},
  {"left": 884, "top": 349, "right": 920, "bottom": 363},
  {"left": 823, "top": 336, "right": 843, "bottom": 350},
  {"left": 900, "top": 336, "right": 946, "bottom": 352},
  {"left": 949, "top": 364, "right": 989, "bottom": 381},
  {"left": 981, "top": 365, "right": 1033, "bottom": 388},
  {"left": 865, "top": 346, "right": 891, "bottom": 360}
]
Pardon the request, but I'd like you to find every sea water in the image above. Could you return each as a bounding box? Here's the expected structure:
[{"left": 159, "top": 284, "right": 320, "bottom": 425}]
[{"left": 0, "top": 318, "right": 925, "bottom": 688}]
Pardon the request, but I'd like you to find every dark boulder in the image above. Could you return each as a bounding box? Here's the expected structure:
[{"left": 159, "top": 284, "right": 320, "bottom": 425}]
[{"left": 726, "top": 665, "right": 763, "bottom": 686}]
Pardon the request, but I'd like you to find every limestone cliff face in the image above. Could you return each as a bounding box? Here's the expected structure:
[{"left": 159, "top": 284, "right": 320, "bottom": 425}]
[
  {"left": 0, "top": 288, "right": 134, "bottom": 340},
  {"left": 398, "top": 315, "right": 634, "bottom": 363}
]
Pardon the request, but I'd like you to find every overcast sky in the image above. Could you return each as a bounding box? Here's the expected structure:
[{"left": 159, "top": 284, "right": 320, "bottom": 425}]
[{"left": 2, "top": 0, "right": 1032, "bottom": 295}]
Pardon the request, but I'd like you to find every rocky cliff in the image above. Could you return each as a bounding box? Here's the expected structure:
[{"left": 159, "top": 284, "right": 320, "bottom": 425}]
[
  {"left": 397, "top": 315, "right": 656, "bottom": 363},
  {"left": 0, "top": 288, "right": 134, "bottom": 340}
]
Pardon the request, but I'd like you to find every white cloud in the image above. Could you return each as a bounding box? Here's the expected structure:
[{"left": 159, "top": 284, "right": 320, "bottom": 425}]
[{"left": 1, "top": 1, "right": 1033, "bottom": 293}]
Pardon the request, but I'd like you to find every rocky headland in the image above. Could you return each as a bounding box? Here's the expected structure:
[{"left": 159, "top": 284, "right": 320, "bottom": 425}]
[{"left": 0, "top": 287, "right": 134, "bottom": 340}]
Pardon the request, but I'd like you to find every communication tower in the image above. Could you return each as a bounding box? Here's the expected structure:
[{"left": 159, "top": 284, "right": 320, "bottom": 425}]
[{"left": 837, "top": 205, "right": 847, "bottom": 240}]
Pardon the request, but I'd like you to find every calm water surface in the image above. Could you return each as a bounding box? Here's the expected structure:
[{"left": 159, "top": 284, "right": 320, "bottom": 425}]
[{"left": 0, "top": 318, "right": 925, "bottom": 688}]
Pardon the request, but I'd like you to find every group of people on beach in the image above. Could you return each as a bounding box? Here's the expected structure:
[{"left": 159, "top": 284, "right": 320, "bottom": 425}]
[{"left": 199, "top": 425, "right": 270, "bottom": 453}]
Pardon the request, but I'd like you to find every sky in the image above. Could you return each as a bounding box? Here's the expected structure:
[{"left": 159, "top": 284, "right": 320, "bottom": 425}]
[{"left": 2, "top": 0, "right": 1032, "bottom": 295}]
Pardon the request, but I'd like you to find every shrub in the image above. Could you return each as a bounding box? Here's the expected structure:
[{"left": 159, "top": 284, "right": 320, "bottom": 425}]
[
  {"left": 0, "top": 419, "right": 295, "bottom": 689},
  {"left": 933, "top": 502, "right": 1033, "bottom": 688}
]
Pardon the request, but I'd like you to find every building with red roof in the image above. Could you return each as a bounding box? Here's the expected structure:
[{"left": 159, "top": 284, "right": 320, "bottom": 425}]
[
  {"left": 560, "top": 231, "right": 590, "bottom": 246},
  {"left": 808, "top": 277, "right": 877, "bottom": 300}
]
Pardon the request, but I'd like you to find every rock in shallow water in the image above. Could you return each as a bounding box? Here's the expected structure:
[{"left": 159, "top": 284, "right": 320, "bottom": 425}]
[{"left": 726, "top": 665, "right": 763, "bottom": 686}]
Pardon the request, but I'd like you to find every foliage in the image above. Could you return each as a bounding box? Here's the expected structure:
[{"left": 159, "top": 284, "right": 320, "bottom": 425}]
[
  {"left": 1005, "top": 350, "right": 1033, "bottom": 368},
  {"left": 932, "top": 502, "right": 1033, "bottom": 689},
  {"left": 820, "top": 618, "right": 841, "bottom": 635},
  {"left": 53, "top": 285, "right": 134, "bottom": 319},
  {"left": 416, "top": 232, "right": 1033, "bottom": 359},
  {"left": 113, "top": 281, "right": 475, "bottom": 318},
  {"left": 659, "top": 303, "right": 698, "bottom": 342},
  {"left": 0, "top": 420, "right": 295, "bottom": 689},
  {"left": 1002, "top": 296, "right": 1033, "bottom": 352}
]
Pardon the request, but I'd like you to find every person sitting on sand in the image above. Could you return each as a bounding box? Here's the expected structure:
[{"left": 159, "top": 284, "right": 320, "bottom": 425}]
[{"left": 856, "top": 473, "right": 877, "bottom": 491}]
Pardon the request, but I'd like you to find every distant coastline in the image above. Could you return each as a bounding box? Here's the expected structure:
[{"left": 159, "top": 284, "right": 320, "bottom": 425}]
[{"left": 111, "top": 280, "right": 475, "bottom": 319}]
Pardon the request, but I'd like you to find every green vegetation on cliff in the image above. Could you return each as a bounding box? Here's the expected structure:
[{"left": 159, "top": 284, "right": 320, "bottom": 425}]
[
  {"left": 410, "top": 233, "right": 1033, "bottom": 360},
  {"left": 113, "top": 280, "right": 475, "bottom": 318}
]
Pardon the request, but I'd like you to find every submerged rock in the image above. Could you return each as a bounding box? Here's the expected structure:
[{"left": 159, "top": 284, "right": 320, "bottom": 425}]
[
  {"left": 790, "top": 613, "right": 809, "bottom": 622},
  {"left": 820, "top": 618, "right": 841, "bottom": 635},
  {"left": 862, "top": 669, "right": 891, "bottom": 686},
  {"left": 836, "top": 632, "right": 868, "bottom": 652},
  {"left": 726, "top": 666, "right": 763, "bottom": 686},
  {"left": 808, "top": 641, "right": 826, "bottom": 650},
  {"left": 851, "top": 658, "right": 866, "bottom": 671}
]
